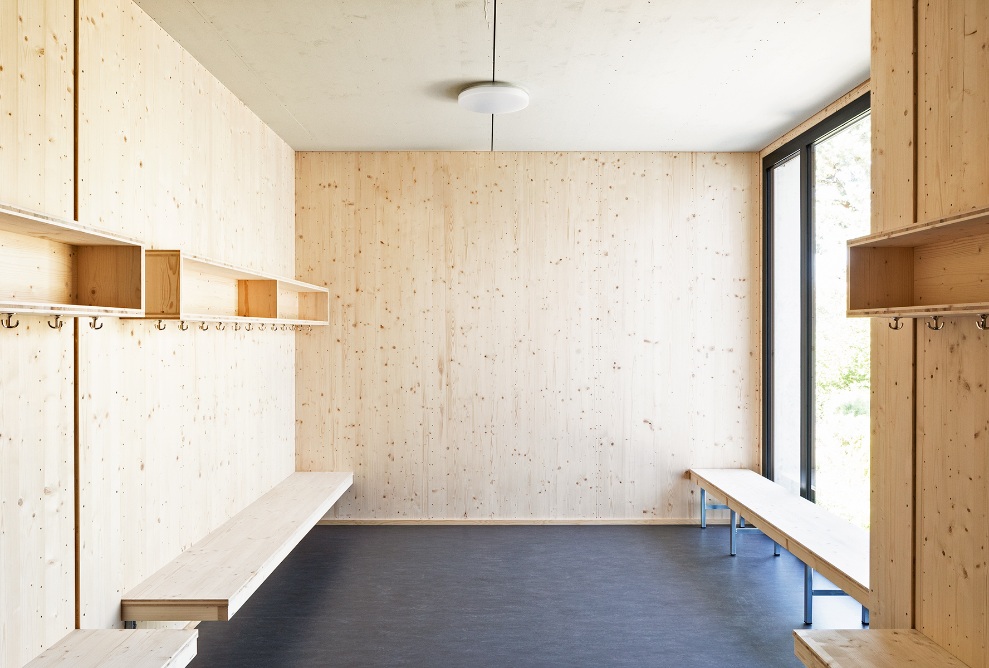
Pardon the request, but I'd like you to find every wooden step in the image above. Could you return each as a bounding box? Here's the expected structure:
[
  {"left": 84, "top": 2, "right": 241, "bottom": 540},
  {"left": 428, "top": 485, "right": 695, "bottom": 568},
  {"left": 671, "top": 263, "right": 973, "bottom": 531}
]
[
  {"left": 794, "top": 629, "right": 969, "bottom": 667},
  {"left": 121, "top": 471, "right": 353, "bottom": 622},
  {"left": 25, "top": 630, "right": 196, "bottom": 668}
]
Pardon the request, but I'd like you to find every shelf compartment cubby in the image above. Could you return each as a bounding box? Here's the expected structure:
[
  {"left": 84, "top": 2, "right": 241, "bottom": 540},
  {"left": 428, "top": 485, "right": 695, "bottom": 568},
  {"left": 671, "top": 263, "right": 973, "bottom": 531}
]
[
  {"left": 0, "top": 203, "right": 144, "bottom": 317},
  {"left": 144, "top": 250, "right": 329, "bottom": 325},
  {"left": 848, "top": 206, "right": 989, "bottom": 318}
]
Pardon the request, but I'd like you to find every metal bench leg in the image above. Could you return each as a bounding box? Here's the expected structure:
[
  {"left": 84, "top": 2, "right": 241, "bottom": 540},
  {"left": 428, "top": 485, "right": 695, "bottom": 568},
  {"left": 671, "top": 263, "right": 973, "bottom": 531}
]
[
  {"left": 862, "top": 606, "right": 870, "bottom": 626},
  {"left": 739, "top": 516, "right": 746, "bottom": 528},
  {"left": 773, "top": 541, "right": 781, "bottom": 557},
  {"left": 729, "top": 510, "right": 737, "bottom": 556},
  {"left": 700, "top": 489, "right": 707, "bottom": 528},
  {"left": 124, "top": 621, "right": 136, "bottom": 630},
  {"left": 804, "top": 565, "right": 813, "bottom": 624}
]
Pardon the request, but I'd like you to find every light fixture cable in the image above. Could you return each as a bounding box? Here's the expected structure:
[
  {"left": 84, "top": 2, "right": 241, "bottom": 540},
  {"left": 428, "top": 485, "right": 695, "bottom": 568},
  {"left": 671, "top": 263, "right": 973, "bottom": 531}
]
[{"left": 490, "top": 0, "right": 496, "bottom": 151}]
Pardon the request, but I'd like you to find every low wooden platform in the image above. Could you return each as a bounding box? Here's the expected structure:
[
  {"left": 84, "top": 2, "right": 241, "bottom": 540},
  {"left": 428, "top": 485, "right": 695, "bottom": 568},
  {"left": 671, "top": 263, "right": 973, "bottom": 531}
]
[
  {"left": 794, "top": 629, "right": 969, "bottom": 667},
  {"left": 25, "top": 630, "right": 196, "bottom": 668},
  {"left": 121, "top": 471, "right": 353, "bottom": 622},
  {"left": 689, "top": 468, "right": 869, "bottom": 606}
]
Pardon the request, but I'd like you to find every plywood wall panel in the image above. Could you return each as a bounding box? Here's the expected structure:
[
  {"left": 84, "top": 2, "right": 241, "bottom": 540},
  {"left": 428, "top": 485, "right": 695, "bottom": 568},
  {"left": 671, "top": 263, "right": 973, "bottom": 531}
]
[
  {"left": 869, "top": 0, "right": 917, "bottom": 629},
  {"left": 0, "top": 321, "right": 75, "bottom": 668},
  {"left": 77, "top": 0, "right": 294, "bottom": 275},
  {"left": 0, "top": 0, "right": 75, "bottom": 664},
  {"left": 918, "top": 1, "right": 989, "bottom": 223},
  {"left": 296, "top": 151, "right": 760, "bottom": 521},
  {"left": 0, "top": 0, "right": 73, "bottom": 218},
  {"left": 76, "top": 321, "right": 295, "bottom": 629},
  {"left": 75, "top": 0, "right": 296, "bottom": 629},
  {"left": 916, "top": 321, "right": 989, "bottom": 667}
]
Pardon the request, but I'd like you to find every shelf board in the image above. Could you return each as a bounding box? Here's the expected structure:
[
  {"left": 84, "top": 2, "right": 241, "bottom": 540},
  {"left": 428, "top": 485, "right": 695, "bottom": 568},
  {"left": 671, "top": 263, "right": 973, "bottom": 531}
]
[
  {"left": 141, "top": 250, "right": 328, "bottom": 326},
  {"left": 849, "top": 205, "right": 989, "bottom": 248},
  {"left": 849, "top": 303, "right": 989, "bottom": 318},
  {"left": 0, "top": 203, "right": 145, "bottom": 317}
]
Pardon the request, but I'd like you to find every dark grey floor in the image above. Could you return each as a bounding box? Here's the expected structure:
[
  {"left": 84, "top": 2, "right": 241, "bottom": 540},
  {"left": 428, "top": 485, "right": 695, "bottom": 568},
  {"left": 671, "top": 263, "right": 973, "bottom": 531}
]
[{"left": 190, "top": 525, "right": 864, "bottom": 668}]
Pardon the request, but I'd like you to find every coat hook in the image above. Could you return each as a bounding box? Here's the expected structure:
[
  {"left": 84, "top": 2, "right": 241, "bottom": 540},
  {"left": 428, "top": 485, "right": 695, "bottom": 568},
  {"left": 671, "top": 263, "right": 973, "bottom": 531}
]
[
  {"left": 216, "top": 322, "right": 225, "bottom": 331},
  {"left": 246, "top": 323, "right": 253, "bottom": 331},
  {"left": 927, "top": 315, "right": 944, "bottom": 331},
  {"left": 281, "top": 324, "right": 288, "bottom": 331},
  {"left": 307, "top": 326, "right": 312, "bottom": 333},
  {"left": 888, "top": 317, "right": 903, "bottom": 331},
  {"left": 199, "top": 322, "right": 209, "bottom": 331},
  {"left": 1, "top": 313, "right": 19, "bottom": 329},
  {"left": 89, "top": 317, "right": 103, "bottom": 330},
  {"left": 179, "top": 321, "right": 189, "bottom": 331},
  {"left": 259, "top": 323, "right": 266, "bottom": 331},
  {"left": 48, "top": 315, "right": 64, "bottom": 330},
  {"left": 978, "top": 314, "right": 988, "bottom": 331},
  {"left": 154, "top": 319, "right": 167, "bottom": 331},
  {"left": 234, "top": 322, "right": 241, "bottom": 331}
]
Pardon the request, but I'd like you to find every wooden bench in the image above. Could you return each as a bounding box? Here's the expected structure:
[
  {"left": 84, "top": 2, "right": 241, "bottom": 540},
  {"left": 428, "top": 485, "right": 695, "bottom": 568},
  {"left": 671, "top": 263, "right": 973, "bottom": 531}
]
[
  {"left": 25, "top": 630, "right": 196, "bottom": 667},
  {"left": 121, "top": 471, "right": 353, "bottom": 623},
  {"left": 794, "top": 629, "right": 969, "bottom": 667},
  {"left": 689, "top": 468, "right": 869, "bottom": 624}
]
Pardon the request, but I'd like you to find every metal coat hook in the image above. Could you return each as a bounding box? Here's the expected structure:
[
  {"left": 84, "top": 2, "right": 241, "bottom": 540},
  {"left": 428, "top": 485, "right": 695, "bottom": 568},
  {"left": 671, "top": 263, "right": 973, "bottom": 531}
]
[
  {"left": 234, "top": 322, "right": 241, "bottom": 332},
  {"left": 48, "top": 315, "right": 64, "bottom": 331},
  {"left": 281, "top": 324, "right": 288, "bottom": 331},
  {"left": 246, "top": 323, "right": 253, "bottom": 332},
  {"left": 1, "top": 313, "right": 19, "bottom": 329},
  {"left": 179, "top": 321, "right": 189, "bottom": 331},
  {"left": 199, "top": 322, "right": 209, "bottom": 331},
  {"left": 306, "top": 326, "right": 312, "bottom": 333},
  {"left": 927, "top": 315, "right": 944, "bottom": 331},
  {"left": 89, "top": 317, "right": 103, "bottom": 330},
  {"left": 978, "top": 314, "right": 988, "bottom": 331},
  {"left": 888, "top": 317, "right": 903, "bottom": 331},
  {"left": 155, "top": 320, "right": 167, "bottom": 331},
  {"left": 216, "top": 322, "right": 225, "bottom": 331},
  {"left": 259, "top": 323, "right": 266, "bottom": 331}
]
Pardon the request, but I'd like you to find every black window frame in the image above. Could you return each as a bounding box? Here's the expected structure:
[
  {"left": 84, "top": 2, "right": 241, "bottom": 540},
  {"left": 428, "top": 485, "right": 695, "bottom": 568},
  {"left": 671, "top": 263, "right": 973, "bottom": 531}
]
[{"left": 762, "top": 92, "right": 871, "bottom": 501}]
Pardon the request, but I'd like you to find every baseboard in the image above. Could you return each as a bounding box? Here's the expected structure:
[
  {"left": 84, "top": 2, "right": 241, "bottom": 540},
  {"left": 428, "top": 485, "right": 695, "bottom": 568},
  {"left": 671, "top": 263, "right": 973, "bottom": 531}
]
[{"left": 317, "top": 518, "right": 731, "bottom": 526}]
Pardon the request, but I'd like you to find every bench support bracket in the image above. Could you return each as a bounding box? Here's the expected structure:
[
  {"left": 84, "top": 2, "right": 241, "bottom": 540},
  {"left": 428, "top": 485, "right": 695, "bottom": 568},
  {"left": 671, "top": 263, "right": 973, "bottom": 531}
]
[{"left": 804, "top": 565, "right": 869, "bottom": 626}]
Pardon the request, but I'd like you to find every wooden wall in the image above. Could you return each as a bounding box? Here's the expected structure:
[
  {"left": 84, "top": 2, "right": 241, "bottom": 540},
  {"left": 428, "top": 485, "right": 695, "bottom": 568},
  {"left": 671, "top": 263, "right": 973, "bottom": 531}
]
[
  {"left": 0, "top": 1, "right": 76, "bottom": 664},
  {"left": 873, "top": 1, "right": 989, "bottom": 665},
  {"left": 0, "top": 0, "right": 297, "bottom": 661},
  {"left": 296, "top": 151, "right": 760, "bottom": 521},
  {"left": 75, "top": 0, "right": 296, "bottom": 630},
  {"left": 913, "top": 3, "right": 989, "bottom": 665},
  {"left": 869, "top": 0, "right": 916, "bottom": 630}
]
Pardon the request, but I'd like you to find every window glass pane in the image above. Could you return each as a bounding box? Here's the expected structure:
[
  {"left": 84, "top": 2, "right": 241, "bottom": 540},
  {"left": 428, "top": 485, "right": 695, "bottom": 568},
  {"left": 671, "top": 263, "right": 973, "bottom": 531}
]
[
  {"left": 771, "top": 153, "right": 802, "bottom": 496},
  {"left": 812, "top": 113, "right": 871, "bottom": 528}
]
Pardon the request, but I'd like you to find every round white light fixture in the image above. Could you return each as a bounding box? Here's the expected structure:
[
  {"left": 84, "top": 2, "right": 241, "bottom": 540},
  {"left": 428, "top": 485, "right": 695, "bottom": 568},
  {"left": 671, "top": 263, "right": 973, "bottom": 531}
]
[{"left": 458, "top": 83, "right": 529, "bottom": 114}]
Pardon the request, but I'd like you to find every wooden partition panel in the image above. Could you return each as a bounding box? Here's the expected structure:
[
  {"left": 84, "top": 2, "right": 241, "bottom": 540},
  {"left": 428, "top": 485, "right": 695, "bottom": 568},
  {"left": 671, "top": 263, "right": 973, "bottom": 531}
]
[
  {"left": 914, "top": 3, "right": 989, "bottom": 663},
  {"left": 76, "top": 0, "right": 296, "bottom": 629},
  {"left": 869, "top": 0, "right": 917, "bottom": 630},
  {"left": 0, "top": 0, "right": 75, "bottom": 665},
  {"left": 296, "top": 151, "right": 760, "bottom": 521}
]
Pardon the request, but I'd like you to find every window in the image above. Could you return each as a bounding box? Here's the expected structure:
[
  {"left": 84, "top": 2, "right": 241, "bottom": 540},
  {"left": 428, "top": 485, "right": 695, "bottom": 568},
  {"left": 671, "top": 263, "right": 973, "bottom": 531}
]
[{"left": 763, "top": 93, "right": 872, "bottom": 528}]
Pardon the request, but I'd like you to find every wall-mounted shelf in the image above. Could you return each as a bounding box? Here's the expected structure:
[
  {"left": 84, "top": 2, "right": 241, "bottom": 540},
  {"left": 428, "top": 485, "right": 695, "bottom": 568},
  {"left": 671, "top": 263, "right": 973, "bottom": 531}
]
[
  {"left": 142, "top": 250, "right": 329, "bottom": 326},
  {"left": 0, "top": 203, "right": 144, "bottom": 317},
  {"left": 848, "top": 206, "right": 989, "bottom": 318}
]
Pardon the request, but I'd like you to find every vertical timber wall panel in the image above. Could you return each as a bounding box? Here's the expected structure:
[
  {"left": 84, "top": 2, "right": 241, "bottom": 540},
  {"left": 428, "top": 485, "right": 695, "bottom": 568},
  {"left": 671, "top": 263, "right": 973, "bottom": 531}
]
[
  {"left": 870, "top": 0, "right": 917, "bottom": 629},
  {"left": 915, "top": 2, "right": 989, "bottom": 665},
  {"left": 0, "top": 0, "right": 75, "bottom": 665},
  {"left": 296, "top": 151, "right": 760, "bottom": 521},
  {"left": 76, "top": 0, "right": 296, "bottom": 629}
]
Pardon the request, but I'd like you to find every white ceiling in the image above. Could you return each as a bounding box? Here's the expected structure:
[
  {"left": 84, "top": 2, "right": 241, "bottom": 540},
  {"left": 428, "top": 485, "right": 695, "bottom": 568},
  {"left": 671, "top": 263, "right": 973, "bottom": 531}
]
[{"left": 134, "top": 0, "right": 870, "bottom": 152}]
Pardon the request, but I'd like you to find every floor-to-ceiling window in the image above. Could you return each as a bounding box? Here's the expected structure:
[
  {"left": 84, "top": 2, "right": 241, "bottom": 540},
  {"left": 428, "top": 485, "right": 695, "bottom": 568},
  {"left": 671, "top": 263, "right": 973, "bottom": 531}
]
[{"left": 764, "top": 93, "right": 871, "bottom": 528}]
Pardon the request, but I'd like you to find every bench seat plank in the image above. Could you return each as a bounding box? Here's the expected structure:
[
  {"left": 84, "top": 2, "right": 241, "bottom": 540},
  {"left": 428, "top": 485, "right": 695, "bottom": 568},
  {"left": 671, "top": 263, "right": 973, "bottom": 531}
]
[
  {"left": 794, "top": 629, "right": 969, "bottom": 667},
  {"left": 121, "top": 472, "right": 353, "bottom": 622},
  {"left": 26, "top": 630, "right": 197, "bottom": 668},
  {"left": 689, "top": 468, "right": 869, "bottom": 606}
]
